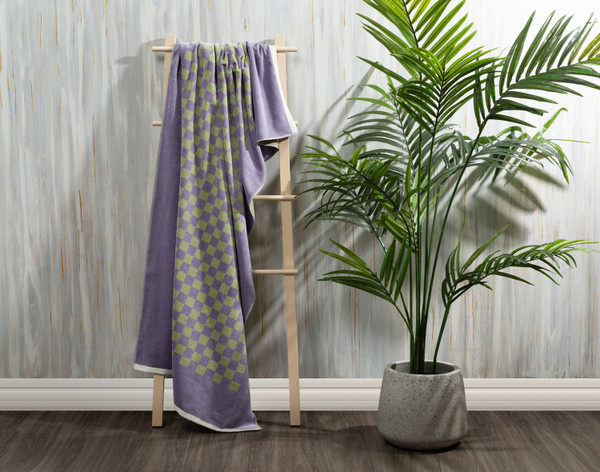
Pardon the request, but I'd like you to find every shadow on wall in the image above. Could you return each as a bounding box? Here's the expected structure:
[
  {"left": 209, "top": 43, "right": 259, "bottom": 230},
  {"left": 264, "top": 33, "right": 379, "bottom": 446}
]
[{"left": 245, "top": 66, "right": 378, "bottom": 378}]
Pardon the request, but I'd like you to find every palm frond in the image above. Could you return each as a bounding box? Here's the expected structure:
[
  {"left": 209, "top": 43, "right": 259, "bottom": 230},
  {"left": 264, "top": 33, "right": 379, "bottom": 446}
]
[
  {"left": 357, "top": 0, "right": 499, "bottom": 133},
  {"left": 360, "top": 0, "right": 476, "bottom": 64},
  {"left": 299, "top": 136, "right": 410, "bottom": 239},
  {"left": 442, "top": 236, "right": 593, "bottom": 306},
  {"left": 475, "top": 13, "right": 600, "bottom": 128},
  {"left": 320, "top": 240, "right": 413, "bottom": 330}
]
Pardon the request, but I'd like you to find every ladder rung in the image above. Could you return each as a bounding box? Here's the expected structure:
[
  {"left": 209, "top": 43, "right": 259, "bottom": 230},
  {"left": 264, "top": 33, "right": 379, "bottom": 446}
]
[
  {"left": 153, "top": 120, "right": 298, "bottom": 127},
  {"left": 254, "top": 195, "right": 298, "bottom": 201},
  {"left": 252, "top": 269, "right": 298, "bottom": 275},
  {"left": 152, "top": 45, "right": 298, "bottom": 53}
]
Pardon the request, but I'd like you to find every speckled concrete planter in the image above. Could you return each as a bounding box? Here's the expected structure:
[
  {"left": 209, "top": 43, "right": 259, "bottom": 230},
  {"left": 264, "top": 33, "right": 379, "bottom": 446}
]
[{"left": 377, "top": 360, "right": 468, "bottom": 451}]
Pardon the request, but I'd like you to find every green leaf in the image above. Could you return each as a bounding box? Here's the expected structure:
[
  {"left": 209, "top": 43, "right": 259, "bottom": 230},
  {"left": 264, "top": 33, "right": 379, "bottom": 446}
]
[
  {"left": 492, "top": 272, "right": 534, "bottom": 285},
  {"left": 404, "top": 154, "right": 412, "bottom": 203},
  {"left": 488, "top": 114, "right": 535, "bottom": 127},
  {"left": 463, "top": 225, "right": 509, "bottom": 269},
  {"left": 321, "top": 247, "right": 370, "bottom": 272},
  {"left": 516, "top": 12, "right": 556, "bottom": 81},
  {"left": 500, "top": 13, "right": 535, "bottom": 92}
]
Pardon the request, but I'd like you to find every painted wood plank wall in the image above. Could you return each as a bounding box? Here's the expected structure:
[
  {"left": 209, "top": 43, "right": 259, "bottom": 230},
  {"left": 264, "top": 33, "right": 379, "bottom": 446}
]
[{"left": 0, "top": 0, "right": 598, "bottom": 378}]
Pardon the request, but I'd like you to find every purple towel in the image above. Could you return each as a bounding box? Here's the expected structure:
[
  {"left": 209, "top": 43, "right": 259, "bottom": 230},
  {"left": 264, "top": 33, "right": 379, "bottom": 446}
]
[{"left": 134, "top": 41, "right": 296, "bottom": 432}]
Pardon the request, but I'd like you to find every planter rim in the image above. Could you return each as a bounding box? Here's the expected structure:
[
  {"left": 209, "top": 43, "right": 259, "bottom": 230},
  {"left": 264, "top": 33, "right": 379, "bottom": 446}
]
[{"left": 385, "top": 360, "right": 461, "bottom": 377}]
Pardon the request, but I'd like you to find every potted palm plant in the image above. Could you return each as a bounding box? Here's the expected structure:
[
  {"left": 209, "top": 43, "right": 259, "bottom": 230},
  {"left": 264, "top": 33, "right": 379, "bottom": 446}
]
[{"left": 301, "top": 0, "right": 600, "bottom": 451}]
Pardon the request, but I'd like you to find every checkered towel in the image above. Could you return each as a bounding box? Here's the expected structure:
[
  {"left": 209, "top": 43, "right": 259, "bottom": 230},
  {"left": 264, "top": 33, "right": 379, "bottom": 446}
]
[{"left": 134, "top": 42, "right": 296, "bottom": 431}]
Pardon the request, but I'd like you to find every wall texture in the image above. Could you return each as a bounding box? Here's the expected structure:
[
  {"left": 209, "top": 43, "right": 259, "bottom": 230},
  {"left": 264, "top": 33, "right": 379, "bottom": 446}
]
[{"left": 0, "top": 0, "right": 598, "bottom": 379}]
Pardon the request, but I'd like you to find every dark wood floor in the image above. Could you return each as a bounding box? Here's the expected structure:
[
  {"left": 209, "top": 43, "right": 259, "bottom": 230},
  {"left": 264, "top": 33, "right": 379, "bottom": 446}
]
[{"left": 0, "top": 410, "right": 598, "bottom": 471}]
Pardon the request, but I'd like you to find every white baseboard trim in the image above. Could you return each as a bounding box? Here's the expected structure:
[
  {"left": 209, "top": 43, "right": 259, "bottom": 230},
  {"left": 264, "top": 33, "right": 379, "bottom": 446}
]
[{"left": 0, "top": 378, "right": 599, "bottom": 411}]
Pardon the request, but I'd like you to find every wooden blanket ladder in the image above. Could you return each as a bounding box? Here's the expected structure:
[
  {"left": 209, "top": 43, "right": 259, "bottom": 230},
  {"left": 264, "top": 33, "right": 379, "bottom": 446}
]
[{"left": 149, "top": 35, "right": 301, "bottom": 428}]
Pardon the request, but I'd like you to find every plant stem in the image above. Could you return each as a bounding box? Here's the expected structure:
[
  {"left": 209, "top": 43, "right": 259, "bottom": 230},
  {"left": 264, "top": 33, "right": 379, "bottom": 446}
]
[
  {"left": 433, "top": 303, "right": 453, "bottom": 373},
  {"left": 414, "top": 126, "right": 423, "bottom": 374},
  {"left": 419, "top": 80, "right": 445, "bottom": 374},
  {"left": 416, "top": 330, "right": 426, "bottom": 374},
  {"left": 425, "top": 122, "right": 488, "bottom": 340},
  {"left": 423, "top": 191, "right": 441, "bottom": 324}
]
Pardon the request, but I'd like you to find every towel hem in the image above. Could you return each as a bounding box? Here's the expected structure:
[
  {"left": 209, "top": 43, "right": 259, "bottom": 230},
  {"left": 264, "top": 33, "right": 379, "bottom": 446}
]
[
  {"left": 173, "top": 404, "right": 262, "bottom": 432},
  {"left": 133, "top": 364, "right": 173, "bottom": 376},
  {"left": 268, "top": 45, "right": 297, "bottom": 136}
]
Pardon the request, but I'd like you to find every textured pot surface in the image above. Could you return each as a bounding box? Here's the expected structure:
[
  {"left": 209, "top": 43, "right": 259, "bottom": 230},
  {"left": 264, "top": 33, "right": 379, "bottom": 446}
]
[{"left": 377, "top": 360, "right": 468, "bottom": 451}]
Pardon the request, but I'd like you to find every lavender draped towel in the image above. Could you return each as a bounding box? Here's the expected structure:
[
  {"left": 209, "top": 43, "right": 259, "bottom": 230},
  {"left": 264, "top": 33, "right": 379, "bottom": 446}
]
[{"left": 134, "top": 42, "right": 296, "bottom": 432}]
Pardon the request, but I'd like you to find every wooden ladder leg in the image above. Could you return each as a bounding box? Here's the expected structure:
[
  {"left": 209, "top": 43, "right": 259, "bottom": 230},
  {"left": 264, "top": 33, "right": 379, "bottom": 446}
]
[
  {"left": 283, "top": 271, "right": 301, "bottom": 426},
  {"left": 152, "top": 374, "right": 165, "bottom": 427},
  {"left": 279, "top": 140, "right": 301, "bottom": 427},
  {"left": 274, "top": 35, "right": 301, "bottom": 427},
  {"left": 149, "top": 35, "right": 176, "bottom": 430}
]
